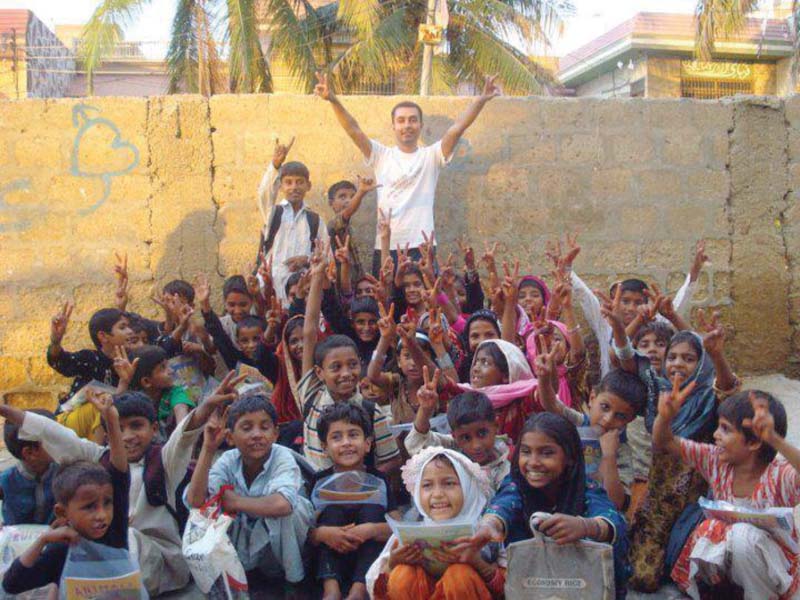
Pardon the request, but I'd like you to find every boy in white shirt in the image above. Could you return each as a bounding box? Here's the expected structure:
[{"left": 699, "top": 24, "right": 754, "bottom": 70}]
[{"left": 256, "top": 137, "right": 328, "bottom": 304}]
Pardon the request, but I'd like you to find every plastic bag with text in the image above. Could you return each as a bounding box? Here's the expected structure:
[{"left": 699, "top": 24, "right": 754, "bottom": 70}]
[{"left": 59, "top": 538, "right": 146, "bottom": 600}]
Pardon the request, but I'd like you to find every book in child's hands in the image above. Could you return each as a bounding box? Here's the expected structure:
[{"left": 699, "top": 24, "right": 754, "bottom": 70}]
[
  {"left": 389, "top": 413, "right": 450, "bottom": 438},
  {"left": 60, "top": 381, "right": 118, "bottom": 414},
  {"left": 578, "top": 426, "right": 602, "bottom": 482},
  {"left": 386, "top": 515, "right": 475, "bottom": 577},
  {"left": 312, "top": 471, "right": 388, "bottom": 510},
  {"left": 698, "top": 496, "right": 798, "bottom": 552}
]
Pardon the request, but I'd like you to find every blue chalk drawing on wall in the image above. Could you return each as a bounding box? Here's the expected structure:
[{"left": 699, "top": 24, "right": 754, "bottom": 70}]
[
  {"left": 0, "top": 178, "right": 36, "bottom": 232},
  {"left": 0, "top": 104, "right": 141, "bottom": 232},
  {"left": 71, "top": 104, "right": 140, "bottom": 215}
]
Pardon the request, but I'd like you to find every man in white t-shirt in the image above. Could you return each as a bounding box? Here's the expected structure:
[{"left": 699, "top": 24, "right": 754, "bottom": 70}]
[{"left": 314, "top": 72, "right": 501, "bottom": 274}]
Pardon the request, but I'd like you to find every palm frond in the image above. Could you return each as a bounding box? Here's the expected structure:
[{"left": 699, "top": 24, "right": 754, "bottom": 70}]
[
  {"left": 80, "top": 0, "right": 150, "bottom": 94},
  {"left": 166, "top": 0, "right": 199, "bottom": 93},
  {"left": 337, "top": 0, "right": 382, "bottom": 37},
  {"left": 261, "top": 0, "right": 325, "bottom": 93},
  {"left": 695, "top": 0, "right": 761, "bottom": 60},
  {"left": 448, "top": 12, "right": 555, "bottom": 94},
  {"left": 226, "top": 0, "right": 271, "bottom": 92},
  {"left": 329, "top": 5, "right": 416, "bottom": 92}
]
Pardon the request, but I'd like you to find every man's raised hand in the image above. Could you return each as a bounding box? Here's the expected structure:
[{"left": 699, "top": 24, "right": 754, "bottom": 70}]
[
  {"left": 480, "top": 74, "right": 502, "bottom": 101},
  {"left": 50, "top": 300, "right": 74, "bottom": 345},
  {"left": 314, "top": 71, "right": 335, "bottom": 102}
]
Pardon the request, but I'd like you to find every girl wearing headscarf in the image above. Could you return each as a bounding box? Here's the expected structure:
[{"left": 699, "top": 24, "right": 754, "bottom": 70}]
[
  {"left": 455, "top": 339, "right": 539, "bottom": 442},
  {"left": 468, "top": 412, "right": 630, "bottom": 598},
  {"left": 457, "top": 310, "right": 502, "bottom": 383},
  {"left": 366, "top": 447, "right": 506, "bottom": 599},
  {"left": 627, "top": 328, "right": 741, "bottom": 591}
]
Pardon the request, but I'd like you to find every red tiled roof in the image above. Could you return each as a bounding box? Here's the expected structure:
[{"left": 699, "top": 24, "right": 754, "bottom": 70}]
[
  {"left": 560, "top": 12, "right": 792, "bottom": 73},
  {"left": 0, "top": 9, "right": 30, "bottom": 38}
]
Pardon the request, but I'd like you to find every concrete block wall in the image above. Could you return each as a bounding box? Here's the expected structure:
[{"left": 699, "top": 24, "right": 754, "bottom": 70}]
[{"left": 0, "top": 93, "right": 796, "bottom": 409}]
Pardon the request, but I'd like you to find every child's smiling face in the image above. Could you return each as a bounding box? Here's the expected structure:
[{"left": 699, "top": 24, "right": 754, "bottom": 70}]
[
  {"left": 618, "top": 290, "right": 647, "bottom": 325},
  {"left": 518, "top": 283, "right": 544, "bottom": 318},
  {"left": 419, "top": 457, "right": 464, "bottom": 521},
  {"left": 352, "top": 312, "right": 378, "bottom": 343},
  {"left": 237, "top": 325, "right": 263, "bottom": 360},
  {"left": 323, "top": 419, "right": 371, "bottom": 470},
  {"left": 467, "top": 320, "right": 498, "bottom": 353},
  {"left": 453, "top": 420, "right": 497, "bottom": 466},
  {"left": 518, "top": 430, "right": 568, "bottom": 493},
  {"left": 316, "top": 347, "right": 361, "bottom": 399},
  {"left": 713, "top": 416, "right": 756, "bottom": 465},
  {"left": 402, "top": 274, "right": 425, "bottom": 307},
  {"left": 470, "top": 346, "right": 507, "bottom": 388},
  {"left": 227, "top": 410, "right": 278, "bottom": 462},
  {"left": 225, "top": 292, "right": 253, "bottom": 323},
  {"left": 665, "top": 340, "right": 699, "bottom": 381}
]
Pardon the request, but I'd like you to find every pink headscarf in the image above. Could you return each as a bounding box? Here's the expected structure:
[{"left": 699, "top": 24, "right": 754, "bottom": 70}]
[
  {"left": 518, "top": 276, "right": 551, "bottom": 307},
  {"left": 457, "top": 339, "right": 539, "bottom": 409},
  {"left": 524, "top": 320, "right": 575, "bottom": 408}
]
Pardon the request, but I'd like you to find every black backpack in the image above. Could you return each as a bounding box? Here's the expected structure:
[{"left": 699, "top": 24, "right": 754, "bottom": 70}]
[{"left": 255, "top": 205, "right": 321, "bottom": 268}]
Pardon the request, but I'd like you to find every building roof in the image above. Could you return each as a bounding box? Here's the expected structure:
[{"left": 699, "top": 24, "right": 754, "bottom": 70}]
[
  {"left": 559, "top": 12, "right": 793, "bottom": 85},
  {"left": 0, "top": 9, "right": 30, "bottom": 39}
]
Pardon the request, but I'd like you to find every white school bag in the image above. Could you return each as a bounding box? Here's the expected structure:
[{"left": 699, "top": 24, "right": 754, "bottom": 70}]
[
  {"left": 182, "top": 485, "right": 249, "bottom": 600},
  {"left": 504, "top": 512, "right": 615, "bottom": 600}
]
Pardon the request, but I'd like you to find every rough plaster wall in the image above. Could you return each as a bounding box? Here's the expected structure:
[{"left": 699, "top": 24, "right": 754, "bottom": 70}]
[{"left": 0, "top": 94, "right": 795, "bottom": 409}]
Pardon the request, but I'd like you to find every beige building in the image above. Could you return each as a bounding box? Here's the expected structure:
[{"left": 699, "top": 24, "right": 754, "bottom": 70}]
[{"left": 558, "top": 12, "right": 798, "bottom": 99}]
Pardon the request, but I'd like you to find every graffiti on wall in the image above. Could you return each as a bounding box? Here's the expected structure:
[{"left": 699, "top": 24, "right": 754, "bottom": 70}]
[{"left": 0, "top": 103, "right": 140, "bottom": 232}]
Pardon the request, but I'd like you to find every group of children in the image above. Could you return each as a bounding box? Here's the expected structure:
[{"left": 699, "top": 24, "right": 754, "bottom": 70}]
[{"left": 2, "top": 109, "right": 800, "bottom": 600}]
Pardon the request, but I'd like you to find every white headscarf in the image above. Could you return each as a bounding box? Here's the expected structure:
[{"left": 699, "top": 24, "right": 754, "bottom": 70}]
[
  {"left": 402, "top": 446, "right": 491, "bottom": 525},
  {"left": 457, "top": 339, "right": 538, "bottom": 409}
]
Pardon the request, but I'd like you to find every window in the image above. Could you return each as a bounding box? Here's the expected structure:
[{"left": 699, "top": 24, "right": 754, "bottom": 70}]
[{"left": 681, "top": 77, "right": 753, "bottom": 99}]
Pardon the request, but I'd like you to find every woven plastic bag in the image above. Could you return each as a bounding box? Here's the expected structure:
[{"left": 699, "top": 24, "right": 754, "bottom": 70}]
[
  {"left": 182, "top": 485, "right": 248, "bottom": 600},
  {"left": 59, "top": 538, "right": 146, "bottom": 600},
  {"left": 505, "top": 512, "right": 615, "bottom": 600}
]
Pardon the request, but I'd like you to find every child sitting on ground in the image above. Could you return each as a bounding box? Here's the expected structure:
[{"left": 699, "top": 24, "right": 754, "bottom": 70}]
[
  {"left": 310, "top": 403, "right": 397, "bottom": 600},
  {"left": 2, "top": 391, "right": 129, "bottom": 595},
  {"left": 406, "top": 368, "right": 510, "bottom": 492},
  {"left": 186, "top": 395, "right": 313, "bottom": 587},
  {"left": 128, "top": 345, "right": 196, "bottom": 437},
  {"left": 1, "top": 374, "right": 240, "bottom": 596},
  {"left": 467, "top": 412, "right": 630, "bottom": 598},
  {"left": 655, "top": 390, "right": 800, "bottom": 599},
  {"left": 0, "top": 409, "right": 57, "bottom": 525},
  {"left": 536, "top": 336, "right": 644, "bottom": 511},
  {"left": 300, "top": 246, "right": 400, "bottom": 471},
  {"left": 366, "top": 447, "right": 506, "bottom": 599}
]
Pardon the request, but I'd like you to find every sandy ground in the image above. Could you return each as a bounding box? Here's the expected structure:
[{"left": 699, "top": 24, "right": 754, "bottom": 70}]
[{"left": 2, "top": 373, "right": 799, "bottom": 599}]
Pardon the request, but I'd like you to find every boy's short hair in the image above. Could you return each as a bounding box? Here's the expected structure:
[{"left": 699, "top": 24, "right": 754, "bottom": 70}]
[
  {"left": 237, "top": 315, "right": 267, "bottom": 335},
  {"left": 632, "top": 321, "right": 674, "bottom": 348},
  {"left": 391, "top": 101, "right": 423, "bottom": 122},
  {"left": 223, "top": 275, "right": 251, "bottom": 299},
  {"left": 596, "top": 369, "right": 648, "bottom": 416},
  {"left": 718, "top": 390, "right": 787, "bottom": 463},
  {"left": 279, "top": 161, "right": 310, "bottom": 182},
  {"left": 447, "top": 392, "right": 495, "bottom": 431},
  {"left": 318, "top": 402, "right": 373, "bottom": 444},
  {"left": 327, "top": 180, "right": 356, "bottom": 205},
  {"left": 610, "top": 278, "right": 648, "bottom": 297},
  {"left": 314, "top": 334, "right": 358, "bottom": 367},
  {"left": 126, "top": 313, "right": 152, "bottom": 339},
  {"left": 113, "top": 391, "right": 157, "bottom": 424},
  {"left": 89, "top": 308, "right": 126, "bottom": 349},
  {"left": 52, "top": 461, "right": 111, "bottom": 505},
  {"left": 163, "top": 279, "right": 195, "bottom": 304},
  {"left": 4, "top": 408, "right": 54, "bottom": 460},
  {"left": 226, "top": 395, "right": 278, "bottom": 430},
  {"left": 285, "top": 271, "right": 304, "bottom": 297},
  {"left": 350, "top": 297, "right": 380, "bottom": 319},
  {"left": 129, "top": 345, "right": 168, "bottom": 389}
]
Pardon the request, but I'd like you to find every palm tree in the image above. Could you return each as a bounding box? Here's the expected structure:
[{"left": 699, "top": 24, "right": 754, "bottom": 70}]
[
  {"left": 694, "top": 0, "right": 763, "bottom": 60},
  {"left": 80, "top": 0, "right": 571, "bottom": 95}
]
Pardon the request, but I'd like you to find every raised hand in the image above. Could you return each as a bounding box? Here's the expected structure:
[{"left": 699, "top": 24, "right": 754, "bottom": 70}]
[
  {"left": 481, "top": 241, "right": 499, "bottom": 273},
  {"left": 50, "top": 300, "right": 74, "bottom": 345},
  {"left": 334, "top": 234, "right": 351, "bottom": 265},
  {"left": 417, "top": 366, "right": 441, "bottom": 413},
  {"left": 697, "top": 309, "right": 726, "bottom": 356},
  {"left": 742, "top": 391, "right": 777, "bottom": 445},
  {"left": 194, "top": 273, "right": 211, "bottom": 312},
  {"left": 377, "top": 302, "right": 396, "bottom": 340},
  {"left": 112, "top": 345, "right": 139, "bottom": 386},
  {"left": 377, "top": 208, "right": 392, "bottom": 244},
  {"left": 657, "top": 372, "right": 697, "bottom": 421},
  {"left": 641, "top": 283, "right": 664, "bottom": 322},
  {"left": 427, "top": 307, "right": 445, "bottom": 346},
  {"left": 356, "top": 174, "right": 380, "bottom": 194},
  {"left": 266, "top": 294, "right": 282, "bottom": 329},
  {"left": 480, "top": 74, "right": 502, "bottom": 101},
  {"left": 597, "top": 285, "right": 625, "bottom": 328},
  {"left": 501, "top": 259, "right": 520, "bottom": 304},
  {"left": 113, "top": 251, "right": 129, "bottom": 310},
  {"left": 272, "top": 136, "right": 295, "bottom": 169},
  {"left": 245, "top": 264, "right": 261, "bottom": 299},
  {"left": 204, "top": 370, "right": 246, "bottom": 413},
  {"left": 86, "top": 389, "right": 115, "bottom": 419},
  {"left": 659, "top": 294, "right": 677, "bottom": 321},
  {"left": 690, "top": 240, "right": 709, "bottom": 282},
  {"left": 257, "top": 252, "right": 273, "bottom": 288},
  {"left": 203, "top": 406, "right": 229, "bottom": 451},
  {"left": 313, "top": 71, "right": 335, "bottom": 102},
  {"left": 457, "top": 236, "right": 476, "bottom": 272}
]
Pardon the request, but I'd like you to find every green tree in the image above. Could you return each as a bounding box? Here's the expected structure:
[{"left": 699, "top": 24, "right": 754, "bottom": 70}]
[
  {"left": 694, "top": 0, "right": 763, "bottom": 60},
  {"left": 80, "top": 0, "right": 571, "bottom": 95}
]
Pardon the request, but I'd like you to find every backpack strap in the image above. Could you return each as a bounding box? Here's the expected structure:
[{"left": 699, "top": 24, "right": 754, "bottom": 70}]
[
  {"left": 259, "top": 204, "right": 285, "bottom": 261},
  {"left": 306, "top": 210, "right": 320, "bottom": 246}
]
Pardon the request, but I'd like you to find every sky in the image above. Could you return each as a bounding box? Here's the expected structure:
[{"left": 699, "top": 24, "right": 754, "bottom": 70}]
[{"left": 0, "top": 0, "right": 726, "bottom": 56}]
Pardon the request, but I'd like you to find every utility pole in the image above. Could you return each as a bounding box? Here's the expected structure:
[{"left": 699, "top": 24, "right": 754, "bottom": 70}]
[
  {"left": 10, "top": 29, "right": 19, "bottom": 100},
  {"left": 419, "top": 0, "right": 436, "bottom": 96}
]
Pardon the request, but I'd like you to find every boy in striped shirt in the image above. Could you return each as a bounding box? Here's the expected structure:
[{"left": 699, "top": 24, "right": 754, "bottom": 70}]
[{"left": 299, "top": 243, "right": 400, "bottom": 471}]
